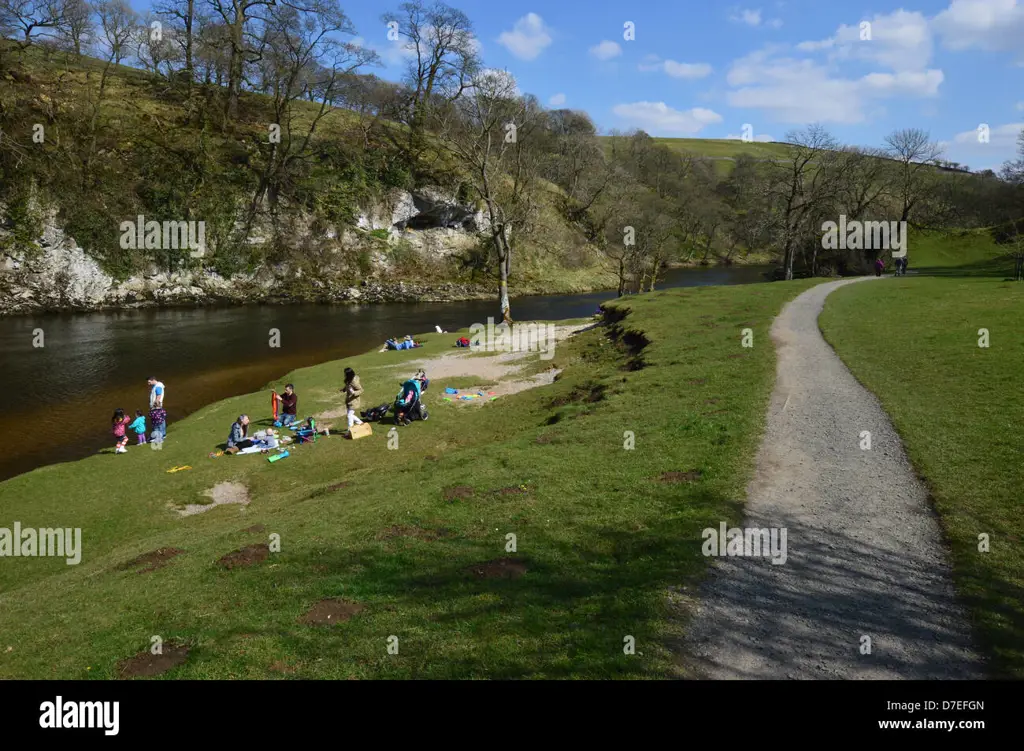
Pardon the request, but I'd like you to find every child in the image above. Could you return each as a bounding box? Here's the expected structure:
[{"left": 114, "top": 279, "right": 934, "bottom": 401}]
[
  {"left": 112, "top": 409, "right": 130, "bottom": 453},
  {"left": 129, "top": 410, "right": 147, "bottom": 445},
  {"left": 150, "top": 406, "right": 167, "bottom": 440},
  {"left": 343, "top": 368, "right": 363, "bottom": 430},
  {"left": 874, "top": 257, "right": 885, "bottom": 277}
]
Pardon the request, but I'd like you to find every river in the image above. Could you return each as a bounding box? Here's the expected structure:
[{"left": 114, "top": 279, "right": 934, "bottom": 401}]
[{"left": 0, "top": 264, "right": 772, "bottom": 481}]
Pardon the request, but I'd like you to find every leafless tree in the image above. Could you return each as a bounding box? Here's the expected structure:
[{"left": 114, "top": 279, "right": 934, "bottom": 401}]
[
  {"left": 0, "top": 0, "right": 69, "bottom": 48},
  {"left": 439, "top": 69, "right": 543, "bottom": 322},
  {"left": 884, "top": 127, "right": 944, "bottom": 224},
  {"left": 382, "top": 0, "right": 479, "bottom": 169}
]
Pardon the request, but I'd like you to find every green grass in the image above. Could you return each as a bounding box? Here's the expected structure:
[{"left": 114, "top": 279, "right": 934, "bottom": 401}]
[
  {"left": 821, "top": 275, "right": 1024, "bottom": 678},
  {"left": 652, "top": 137, "right": 794, "bottom": 160},
  {"left": 0, "top": 279, "right": 821, "bottom": 679},
  {"left": 910, "top": 228, "right": 1016, "bottom": 277}
]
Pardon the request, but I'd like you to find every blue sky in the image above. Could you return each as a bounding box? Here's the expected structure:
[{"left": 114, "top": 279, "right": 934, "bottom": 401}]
[{"left": 336, "top": 0, "right": 1023, "bottom": 171}]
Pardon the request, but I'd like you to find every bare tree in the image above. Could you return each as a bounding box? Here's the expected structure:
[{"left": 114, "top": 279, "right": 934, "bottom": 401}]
[
  {"left": 241, "top": 0, "right": 375, "bottom": 237},
  {"left": 382, "top": 0, "right": 479, "bottom": 170},
  {"left": 1001, "top": 128, "right": 1024, "bottom": 185},
  {"left": 884, "top": 127, "right": 943, "bottom": 224},
  {"left": 0, "top": 0, "right": 69, "bottom": 47},
  {"left": 767, "top": 124, "right": 845, "bottom": 280},
  {"left": 439, "top": 69, "right": 543, "bottom": 322},
  {"left": 57, "top": 0, "right": 90, "bottom": 53},
  {"left": 154, "top": 0, "right": 198, "bottom": 89},
  {"left": 204, "top": 0, "right": 276, "bottom": 120}
]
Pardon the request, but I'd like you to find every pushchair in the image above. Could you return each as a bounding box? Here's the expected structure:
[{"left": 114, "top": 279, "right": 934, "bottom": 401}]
[{"left": 394, "top": 371, "right": 429, "bottom": 426}]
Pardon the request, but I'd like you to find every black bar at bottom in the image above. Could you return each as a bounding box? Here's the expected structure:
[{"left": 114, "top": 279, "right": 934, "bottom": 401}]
[{"left": 2, "top": 680, "right": 1010, "bottom": 740}]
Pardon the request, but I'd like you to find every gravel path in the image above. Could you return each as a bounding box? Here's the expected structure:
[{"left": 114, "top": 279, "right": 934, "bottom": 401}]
[{"left": 683, "top": 277, "right": 984, "bottom": 679}]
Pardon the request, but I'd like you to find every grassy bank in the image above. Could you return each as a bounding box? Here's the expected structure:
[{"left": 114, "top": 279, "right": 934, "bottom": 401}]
[
  {"left": 820, "top": 275, "right": 1024, "bottom": 678},
  {"left": 0, "top": 278, "right": 819, "bottom": 679}
]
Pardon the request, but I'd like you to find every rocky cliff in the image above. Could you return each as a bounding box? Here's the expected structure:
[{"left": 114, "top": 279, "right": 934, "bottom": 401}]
[{"left": 0, "top": 186, "right": 502, "bottom": 314}]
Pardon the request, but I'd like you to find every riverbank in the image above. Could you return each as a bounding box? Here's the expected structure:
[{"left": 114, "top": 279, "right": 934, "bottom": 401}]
[
  {"left": 0, "top": 243, "right": 776, "bottom": 316},
  {"left": 0, "top": 277, "right": 821, "bottom": 679},
  {"left": 0, "top": 265, "right": 775, "bottom": 483}
]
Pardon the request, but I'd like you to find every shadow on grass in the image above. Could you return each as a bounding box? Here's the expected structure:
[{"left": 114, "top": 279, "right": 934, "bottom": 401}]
[
  {"left": 268, "top": 487, "right": 735, "bottom": 679},
  {"left": 915, "top": 260, "right": 1017, "bottom": 279}
]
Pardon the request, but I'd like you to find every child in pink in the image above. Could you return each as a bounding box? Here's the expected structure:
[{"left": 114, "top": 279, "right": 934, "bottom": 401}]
[{"left": 112, "top": 408, "right": 130, "bottom": 454}]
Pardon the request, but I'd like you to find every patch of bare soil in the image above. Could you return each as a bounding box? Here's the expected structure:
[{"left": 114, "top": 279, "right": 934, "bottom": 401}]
[
  {"left": 117, "top": 644, "right": 189, "bottom": 678},
  {"left": 298, "top": 598, "right": 365, "bottom": 625},
  {"left": 492, "top": 485, "right": 528, "bottom": 497},
  {"left": 548, "top": 382, "right": 606, "bottom": 408},
  {"left": 177, "top": 482, "right": 249, "bottom": 517},
  {"left": 269, "top": 660, "right": 298, "bottom": 675},
  {"left": 443, "top": 485, "right": 475, "bottom": 501},
  {"left": 218, "top": 543, "right": 270, "bottom": 569},
  {"left": 244, "top": 524, "right": 266, "bottom": 533},
  {"left": 465, "top": 557, "right": 528, "bottom": 579},
  {"left": 116, "top": 547, "right": 184, "bottom": 574},
  {"left": 657, "top": 470, "right": 703, "bottom": 483}
]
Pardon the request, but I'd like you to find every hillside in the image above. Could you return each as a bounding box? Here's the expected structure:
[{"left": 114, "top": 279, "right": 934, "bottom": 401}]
[{"left": 0, "top": 44, "right": 621, "bottom": 313}]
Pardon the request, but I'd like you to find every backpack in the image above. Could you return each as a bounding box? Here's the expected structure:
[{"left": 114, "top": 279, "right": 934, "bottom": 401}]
[{"left": 362, "top": 403, "right": 390, "bottom": 422}]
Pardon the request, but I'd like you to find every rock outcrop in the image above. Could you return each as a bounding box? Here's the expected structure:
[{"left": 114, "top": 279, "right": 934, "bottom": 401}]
[{"left": 0, "top": 187, "right": 498, "bottom": 314}]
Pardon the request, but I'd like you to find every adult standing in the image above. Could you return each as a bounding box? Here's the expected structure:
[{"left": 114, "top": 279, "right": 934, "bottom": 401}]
[
  {"left": 148, "top": 376, "right": 167, "bottom": 439},
  {"left": 343, "top": 368, "right": 364, "bottom": 431}
]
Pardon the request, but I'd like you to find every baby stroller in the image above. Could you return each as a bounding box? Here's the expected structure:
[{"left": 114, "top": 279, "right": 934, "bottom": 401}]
[{"left": 394, "top": 371, "right": 429, "bottom": 426}]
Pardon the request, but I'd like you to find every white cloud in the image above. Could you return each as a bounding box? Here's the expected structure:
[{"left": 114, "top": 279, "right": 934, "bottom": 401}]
[
  {"left": 932, "top": 0, "right": 1024, "bottom": 56},
  {"left": 376, "top": 39, "right": 418, "bottom": 67},
  {"left": 497, "top": 13, "right": 553, "bottom": 61},
  {"left": 725, "top": 48, "right": 943, "bottom": 124},
  {"left": 639, "top": 56, "right": 713, "bottom": 79},
  {"left": 549, "top": 93, "right": 567, "bottom": 106},
  {"left": 612, "top": 102, "right": 723, "bottom": 135},
  {"left": 767, "top": 18, "right": 784, "bottom": 29},
  {"left": 474, "top": 68, "right": 521, "bottom": 97},
  {"left": 590, "top": 40, "right": 622, "bottom": 60},
  {"left": 664, "top": 60, "right": 713, "bottom": 79},
  {"left": 1016, "top": 101, "right": 1024, "bottom": 111},
  {"left": 951, "top": 122, "right": 1024, "bottom": 148},
  {"left": 799, "top": 10, "right": 933, "bottom": 72},
  {"left": 730, "top": 8, "right": 763, "bottom": 26}
]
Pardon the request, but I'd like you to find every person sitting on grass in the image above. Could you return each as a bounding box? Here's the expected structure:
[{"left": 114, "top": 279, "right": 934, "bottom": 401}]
[
  {"left": 227, "top": 414, "right": 254, "bottom": 451},
  {"left": 275, "top": 384, "right": 298, "bottom": 427}
]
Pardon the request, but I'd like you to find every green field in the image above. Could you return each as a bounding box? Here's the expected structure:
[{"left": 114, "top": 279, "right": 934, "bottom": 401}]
[
  {"left": 821, "top": 262, "right": 1023, "bottom": 677},
  {"left": 0, "top": 279, "right": 821, "bottom": 679},
  {"left": 909, "top": 228, "right": 1017, "bottom": 277}
]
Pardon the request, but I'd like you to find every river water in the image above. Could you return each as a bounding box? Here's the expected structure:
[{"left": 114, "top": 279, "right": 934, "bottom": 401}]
[{"left": 0, "top": 264, "right": 772, "bottom": 481}]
